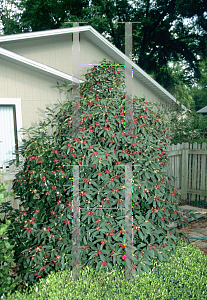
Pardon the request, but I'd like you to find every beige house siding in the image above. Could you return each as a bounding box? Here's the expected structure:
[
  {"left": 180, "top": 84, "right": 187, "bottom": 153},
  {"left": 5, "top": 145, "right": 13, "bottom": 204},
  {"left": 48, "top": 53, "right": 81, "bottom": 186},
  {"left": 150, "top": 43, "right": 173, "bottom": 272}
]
[
  {"left": 0, "top": 57, "right": 65, "bottom": 132},
  {"left": 1, "top": 33, "right": 169, "bottom": 116},
  {"left": 1, "top": 34, "right": 72, "bottom": 75}
]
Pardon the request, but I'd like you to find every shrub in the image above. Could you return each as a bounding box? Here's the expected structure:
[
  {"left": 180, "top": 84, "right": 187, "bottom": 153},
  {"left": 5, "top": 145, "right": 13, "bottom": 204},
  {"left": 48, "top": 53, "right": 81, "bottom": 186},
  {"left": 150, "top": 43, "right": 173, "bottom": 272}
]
[
  {"left": 0, "top": 175, "right": 22, "bottom": 298},
  {"left": 0, "top": 59, "right": 194, "bottom": 293},
  {"left": 156, "top": 101, "right": 207, "bottom": 145}
]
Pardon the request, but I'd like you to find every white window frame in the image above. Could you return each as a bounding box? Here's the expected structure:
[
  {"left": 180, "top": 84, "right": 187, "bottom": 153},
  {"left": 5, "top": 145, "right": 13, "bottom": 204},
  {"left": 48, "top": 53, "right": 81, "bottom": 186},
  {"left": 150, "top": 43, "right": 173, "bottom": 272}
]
[{"left": 0, "top": 98, "right": 23, "bottom": 168}]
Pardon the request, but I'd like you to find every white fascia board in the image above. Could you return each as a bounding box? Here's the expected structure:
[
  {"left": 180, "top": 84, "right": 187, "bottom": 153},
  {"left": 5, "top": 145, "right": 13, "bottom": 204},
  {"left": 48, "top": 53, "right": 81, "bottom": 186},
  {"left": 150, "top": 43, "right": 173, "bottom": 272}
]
[
  {"left": 0, "top": 47, "right": 84, "bottom": 84},
  {"left": 197, "top": 106, "right": 207, "bottom": 113},
  {"left": 0, "top": 25, "right": 90, "bottom": 42}
]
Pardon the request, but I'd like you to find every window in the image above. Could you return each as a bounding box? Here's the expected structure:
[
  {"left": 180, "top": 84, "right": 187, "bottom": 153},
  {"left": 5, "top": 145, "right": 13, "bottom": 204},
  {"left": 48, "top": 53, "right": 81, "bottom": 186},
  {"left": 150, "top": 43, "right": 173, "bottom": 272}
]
[{"left": 0, "top": 99, "right": 22, "bottom": 169}]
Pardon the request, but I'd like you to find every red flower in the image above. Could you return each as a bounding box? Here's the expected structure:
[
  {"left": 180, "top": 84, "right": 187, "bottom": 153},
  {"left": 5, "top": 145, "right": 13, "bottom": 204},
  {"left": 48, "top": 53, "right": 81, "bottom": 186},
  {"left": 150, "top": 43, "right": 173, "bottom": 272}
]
[
  {"left": 41, "top": 176, "right": 46, "bottom": 182},
  {"left": 139, "top": 123, "right": 146, "bottom": 128},
  {"left": 52, "top": 150, "right": 58, "bottom": 154},
  {"left": 52, "top": 186, "right": 57, "bottom": 190},
  {"left": 35, "top": 209, "right": 40, "bottom": 214},
  {"left": 89, "top": 86, "right": 92, "bottom": 91},
  {"left": 63, "top": 220, "right": 70, "bottom": 225},
  {"left": 171, "top": 192, "right": 176, "bottom": 196}
]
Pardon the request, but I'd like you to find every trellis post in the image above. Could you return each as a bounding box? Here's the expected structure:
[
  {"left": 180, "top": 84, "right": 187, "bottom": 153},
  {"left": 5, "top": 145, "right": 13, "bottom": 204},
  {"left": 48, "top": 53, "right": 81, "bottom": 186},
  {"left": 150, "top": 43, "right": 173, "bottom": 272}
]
[{"left": 117, "top": 21, "right": 141, "bottom": 280}]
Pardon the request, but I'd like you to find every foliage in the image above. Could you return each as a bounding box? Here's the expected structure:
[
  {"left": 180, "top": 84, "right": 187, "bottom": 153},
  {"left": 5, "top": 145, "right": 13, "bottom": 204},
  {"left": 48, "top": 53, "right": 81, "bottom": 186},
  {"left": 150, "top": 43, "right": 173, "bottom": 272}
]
[
  {"left": 1, "top": 239, "right": 207, "bottom": 299},
  {"left": 156, "top": 101, "right": 207, "bottom": 145},
  {"left": 0, "top": 58, "right": 194, "bottom": 294},
  {"left": 0, "top": 175, "right": 22, "bottom": 298},
  {"left": 0, "top": 0, "right": 89, "bottom": 33},
  {"left": 190, "top": 58, "right": 207, "bottom": 112}
]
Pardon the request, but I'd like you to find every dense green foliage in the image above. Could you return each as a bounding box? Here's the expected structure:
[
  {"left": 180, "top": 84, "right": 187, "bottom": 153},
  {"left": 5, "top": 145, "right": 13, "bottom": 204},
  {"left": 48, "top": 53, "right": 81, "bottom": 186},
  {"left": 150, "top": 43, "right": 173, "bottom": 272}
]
[
  {"left": 0, "top": 176, "right": 22, "bottom": 297},
  {"left": 0, "top": 59, "right": 195, "bottom": 297},
  {"left": 1, "top": 239, "right": 207, "bottom": 299},
  {"left": 156, "top": 101, "right": 207, "bottom": 145}
]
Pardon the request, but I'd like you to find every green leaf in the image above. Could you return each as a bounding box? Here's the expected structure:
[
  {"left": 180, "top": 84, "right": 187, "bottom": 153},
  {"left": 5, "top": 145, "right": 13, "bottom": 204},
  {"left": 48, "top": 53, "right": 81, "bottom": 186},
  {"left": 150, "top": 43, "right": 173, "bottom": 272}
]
[
  {"left": 99, "top": 253, "right": 105, "bottom": 262},
  {"left": 138, "top": 230, "right": 144, "bottom": 240},
  {"left": 96, "top": 260, "right": 102, "bottom": 273},
  {"left": 157, "top": 251, "right": 163, "bottom": 262}
]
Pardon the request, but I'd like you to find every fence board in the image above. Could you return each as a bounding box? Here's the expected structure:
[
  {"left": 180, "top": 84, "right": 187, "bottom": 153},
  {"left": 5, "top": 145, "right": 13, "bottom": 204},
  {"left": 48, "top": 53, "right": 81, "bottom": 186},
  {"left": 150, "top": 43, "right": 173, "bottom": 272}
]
[
  {"left": 188, "top": 143, "right": 192, "bottom": 202},
  {"left": 171, "top": 144, "right": 175, "bottom": 186},
  {"left": 192, "top": 142, "right": 197, "bottom": 202},
  {"left": 197, "top": 143, "right": 201, "bottom": 203},
  {"left": 200, "top": 143, "right": 206, "bottom": 201},
  {"left": 181, "top": 143, "right": 189, "bottom": 200}
]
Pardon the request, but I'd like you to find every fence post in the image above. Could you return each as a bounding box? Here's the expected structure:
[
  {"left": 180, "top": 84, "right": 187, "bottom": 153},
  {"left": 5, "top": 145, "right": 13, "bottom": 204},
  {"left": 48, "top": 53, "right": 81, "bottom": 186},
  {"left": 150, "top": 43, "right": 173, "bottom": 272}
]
[
  {"left": 181, "top": 142, "right": 189, "bottom": 201},
  {"left": 200, "top": 142, "right": 206, "bottom": 201},
  {"left": 191, "top": 142, "right": 198, "bottom": 202}
]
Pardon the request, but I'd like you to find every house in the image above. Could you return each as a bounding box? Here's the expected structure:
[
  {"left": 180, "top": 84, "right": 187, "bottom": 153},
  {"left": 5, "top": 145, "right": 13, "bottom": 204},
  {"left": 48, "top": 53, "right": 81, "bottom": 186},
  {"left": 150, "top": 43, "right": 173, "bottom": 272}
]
[
  {"left": 197, "top": 106, "right": 207, "bottom": 117},
  {"left": 0, "top": 25, "right": 188, "bottom": 167}
]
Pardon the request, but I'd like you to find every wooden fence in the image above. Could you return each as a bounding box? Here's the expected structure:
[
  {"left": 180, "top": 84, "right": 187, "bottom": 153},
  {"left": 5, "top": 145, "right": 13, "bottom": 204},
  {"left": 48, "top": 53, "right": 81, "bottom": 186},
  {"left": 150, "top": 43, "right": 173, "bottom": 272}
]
[
  {"left": 162, "top": 142, "right": 207, "bottom": 204},
  {"left": 1, "top": 142, "right": 207, "bottom": 221}
]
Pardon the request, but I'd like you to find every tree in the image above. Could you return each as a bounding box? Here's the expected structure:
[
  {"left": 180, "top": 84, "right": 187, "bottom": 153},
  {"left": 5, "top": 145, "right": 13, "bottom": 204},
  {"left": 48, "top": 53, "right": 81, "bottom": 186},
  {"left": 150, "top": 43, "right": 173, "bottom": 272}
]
[
  {"left": 0, "top": 0, "right": 91, "bottom": 33},
  {"left": 188, "top": 58, "right": 207, "bottom": 112}
]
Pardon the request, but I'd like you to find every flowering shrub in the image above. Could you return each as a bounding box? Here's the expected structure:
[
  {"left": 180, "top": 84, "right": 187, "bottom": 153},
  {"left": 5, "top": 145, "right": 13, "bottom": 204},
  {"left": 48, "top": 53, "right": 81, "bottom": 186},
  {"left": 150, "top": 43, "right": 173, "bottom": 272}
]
[
  {"left": 0, "top": 59, "right": 193, "bottom": 291},
  {"left": 0, "top": 176, "right": 21, "bottom": 297}
]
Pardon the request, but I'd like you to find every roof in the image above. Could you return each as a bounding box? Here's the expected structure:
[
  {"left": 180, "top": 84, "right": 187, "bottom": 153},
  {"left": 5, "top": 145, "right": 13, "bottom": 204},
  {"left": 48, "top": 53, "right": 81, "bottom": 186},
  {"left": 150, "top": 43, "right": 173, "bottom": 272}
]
[
  {"left": 0, "top": 47, "right": 83, "bottom": 84},
  {"left": 0, "top": 25, "right": 188, "bottom": 111},
  {"left": 197, "top": 106, "right": 207, "bottom": 113}
]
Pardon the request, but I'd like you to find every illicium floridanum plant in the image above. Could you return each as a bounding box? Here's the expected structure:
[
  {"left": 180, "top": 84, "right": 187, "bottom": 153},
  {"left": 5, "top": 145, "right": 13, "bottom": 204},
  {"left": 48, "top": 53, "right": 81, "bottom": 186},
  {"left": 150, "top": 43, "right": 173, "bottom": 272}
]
[{"left": 0, "top": 59, "right": 195, "bottom": 293}]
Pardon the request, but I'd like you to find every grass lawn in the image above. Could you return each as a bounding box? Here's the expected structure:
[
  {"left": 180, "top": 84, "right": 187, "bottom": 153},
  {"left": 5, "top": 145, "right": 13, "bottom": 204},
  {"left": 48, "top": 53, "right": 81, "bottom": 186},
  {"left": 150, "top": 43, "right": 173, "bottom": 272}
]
[{"left": 1, "top": 239, "right": 207, "bottom": 300}]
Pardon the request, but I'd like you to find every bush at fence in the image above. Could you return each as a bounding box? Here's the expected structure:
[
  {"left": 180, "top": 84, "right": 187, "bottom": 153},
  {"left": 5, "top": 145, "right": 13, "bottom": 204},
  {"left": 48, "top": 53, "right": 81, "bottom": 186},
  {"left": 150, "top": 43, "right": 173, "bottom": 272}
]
[
  {"left": 0, "top": 59, "right": 193, "bottom": 292},
  {"left": 0, "top": 175, "right": 22, "bottom": 298}
]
